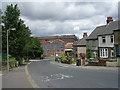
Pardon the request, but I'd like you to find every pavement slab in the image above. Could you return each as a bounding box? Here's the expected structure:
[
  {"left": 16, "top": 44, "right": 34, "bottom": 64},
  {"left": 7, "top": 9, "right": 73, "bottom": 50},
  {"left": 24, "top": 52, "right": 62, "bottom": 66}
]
[{"left": 2, "top": 64, "right": 32, "bottom": 88}]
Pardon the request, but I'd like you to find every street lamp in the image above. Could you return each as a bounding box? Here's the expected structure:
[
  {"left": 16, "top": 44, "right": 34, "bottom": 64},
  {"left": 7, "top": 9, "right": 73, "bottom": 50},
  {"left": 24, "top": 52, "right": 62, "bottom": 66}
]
[{"left": 7, "top": 28, "right": 16, "bottom": 71}]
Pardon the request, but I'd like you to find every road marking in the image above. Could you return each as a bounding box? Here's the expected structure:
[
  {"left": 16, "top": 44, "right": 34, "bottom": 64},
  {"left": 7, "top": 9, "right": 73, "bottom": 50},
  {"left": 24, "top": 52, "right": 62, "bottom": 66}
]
[
  {"left": 41, "top": 73, "right": 73, "bottom": 82},
  {"left": 0, "top": 74, "right": 2, "bottom": 76},
  {"left": 30, "top": 59, "right": 53, "bottom": 62},
  {"left": 25, "top": 62, "right": 39, "bottom": 88}
]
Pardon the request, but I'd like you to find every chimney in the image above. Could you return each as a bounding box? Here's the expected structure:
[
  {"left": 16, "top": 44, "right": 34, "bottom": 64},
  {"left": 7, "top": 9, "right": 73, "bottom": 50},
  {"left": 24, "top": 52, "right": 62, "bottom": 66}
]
[
  {"left": 106, "top": 17, "right": 113, "bottom": 24},
  {"left": 83, "top": 32, "right": 87, "bottom": 37}
]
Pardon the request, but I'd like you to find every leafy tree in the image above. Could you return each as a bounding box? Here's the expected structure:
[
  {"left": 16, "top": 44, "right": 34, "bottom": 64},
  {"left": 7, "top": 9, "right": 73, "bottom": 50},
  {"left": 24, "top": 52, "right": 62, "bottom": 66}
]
[
  {"left": 86, "top": 48, "right": 92, "bottom": 59},
  {"left": 0, "top": 9, "right": 2, "bottom": 54},
  {"left": 2, "top": 4, "right": 31, "bottom": 65},
  {"left": 28, "top": 37, "right": 43, "bottom": 59}
]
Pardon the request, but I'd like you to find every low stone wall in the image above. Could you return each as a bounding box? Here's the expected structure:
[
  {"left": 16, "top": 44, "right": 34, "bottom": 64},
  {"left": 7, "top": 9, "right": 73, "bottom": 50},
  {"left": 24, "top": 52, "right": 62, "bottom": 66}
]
[
  {"left": 106, "top": 57, "right": 120, "bottom": 67},
  {"left": 2, "top": 61, "right": 18, "bottom": 70}
]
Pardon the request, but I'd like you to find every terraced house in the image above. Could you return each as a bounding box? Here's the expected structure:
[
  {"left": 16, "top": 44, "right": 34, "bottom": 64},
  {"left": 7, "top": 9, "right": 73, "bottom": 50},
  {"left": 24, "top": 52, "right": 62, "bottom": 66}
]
[{"left": 87, "top": 17, "right": 120, "bottom": 59}]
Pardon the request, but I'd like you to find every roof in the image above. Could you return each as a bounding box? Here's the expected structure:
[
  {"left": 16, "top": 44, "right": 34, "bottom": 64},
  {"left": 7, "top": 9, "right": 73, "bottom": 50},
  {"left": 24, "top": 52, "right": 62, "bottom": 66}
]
[
  {"left": 87, "top": 20, "right": 120, "bottom": 40},
  {"left": 87, "top": 25, "right": 106, "bottom": 40},
  {"left": 38, "top": 35, "right": 77, "bottom": 40},
  {"left": 64, "top": 43, "right": 73, "bottom": 49},
  {"left": 73, "top": 36, "right": 87, "bottom": 46},
  {"left": 101, "top": 20, "right": 119, "bottom": 35}
]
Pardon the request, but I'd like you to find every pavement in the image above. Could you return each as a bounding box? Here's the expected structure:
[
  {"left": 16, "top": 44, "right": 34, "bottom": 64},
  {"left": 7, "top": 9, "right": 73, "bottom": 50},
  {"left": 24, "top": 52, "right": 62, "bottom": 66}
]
[
  {"left": 0, "top": 71, "right": 2, "bottom": 90},
  {"left": 50, "top": 61, "right": 118, "bottom": 71},
  {"left": 2, "top": 63, "right": 33, "bottom": 88}
]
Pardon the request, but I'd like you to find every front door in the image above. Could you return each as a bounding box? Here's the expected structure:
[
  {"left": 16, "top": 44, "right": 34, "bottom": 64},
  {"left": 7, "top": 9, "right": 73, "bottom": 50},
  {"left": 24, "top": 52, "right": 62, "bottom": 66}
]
[{"left": 115, "top": 45, "right": 119, "bottom": 57}]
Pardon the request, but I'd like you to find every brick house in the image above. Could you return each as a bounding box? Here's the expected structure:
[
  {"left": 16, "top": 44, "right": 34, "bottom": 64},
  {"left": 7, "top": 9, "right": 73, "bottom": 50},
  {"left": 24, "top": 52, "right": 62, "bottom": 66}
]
[
  {"left": 41, "top": 39, "right": 65, "bottom": 57},
  {"left": 64, "top": 42, "right": 73, "bottom": 55},
  {"left": 38, "top": 35, "right": 78, "bottom": 57}
]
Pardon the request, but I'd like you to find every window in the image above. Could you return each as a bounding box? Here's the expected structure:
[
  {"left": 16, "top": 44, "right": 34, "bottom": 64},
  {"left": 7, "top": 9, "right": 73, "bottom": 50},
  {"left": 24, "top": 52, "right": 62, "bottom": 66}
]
[
  {"left": 100, "top": 48, "right": 108, "bottom": 58},
  {"left": 42, "top": 45, "right": 44, "bottom": 50},
  {"left": 46, "top": 45, "right": 49, "bottom": 50},
  {"left": 111, "top": 35, "right": 114, "bottom": 43},
  {"left": 111, "top": 50, "right": 114, "bottom": 57},
  {"left": 102, "top": 36, "right": 106, "bottom": 43}
]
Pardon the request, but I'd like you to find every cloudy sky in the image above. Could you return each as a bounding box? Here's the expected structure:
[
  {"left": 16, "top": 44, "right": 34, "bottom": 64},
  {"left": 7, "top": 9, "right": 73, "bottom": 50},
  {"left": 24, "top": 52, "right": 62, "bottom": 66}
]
[{"left": 2, "top": 0, "right": 119, "bottom": 39}]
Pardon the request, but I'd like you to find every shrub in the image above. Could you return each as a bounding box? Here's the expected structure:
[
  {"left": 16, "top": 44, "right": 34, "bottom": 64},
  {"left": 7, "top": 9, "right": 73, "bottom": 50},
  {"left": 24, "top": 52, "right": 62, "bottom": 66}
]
[{"left": 72, "top": 59, "right": 76, "bottom": 64}]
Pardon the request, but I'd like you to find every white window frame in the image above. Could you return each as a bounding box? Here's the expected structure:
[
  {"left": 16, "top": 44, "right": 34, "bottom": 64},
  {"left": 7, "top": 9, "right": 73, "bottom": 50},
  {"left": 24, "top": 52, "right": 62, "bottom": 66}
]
[
  {"left": 110, "top": 35, "right": 114, "bottom": 43},
  {"left": 102, "top": 36, "right": 106, "bottom": 43},
  {"left": 100, "top": 48, "right": 108, "bottom": 58},
  {"left": 111, "top": 50, "right": 114, "bottom": 57}
]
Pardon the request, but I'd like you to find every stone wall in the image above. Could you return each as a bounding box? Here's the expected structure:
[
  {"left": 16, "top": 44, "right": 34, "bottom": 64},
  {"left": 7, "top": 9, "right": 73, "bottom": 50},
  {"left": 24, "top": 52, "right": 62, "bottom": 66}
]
[{"left": 106, "top": 57, "right": 120, "bottom": 67}]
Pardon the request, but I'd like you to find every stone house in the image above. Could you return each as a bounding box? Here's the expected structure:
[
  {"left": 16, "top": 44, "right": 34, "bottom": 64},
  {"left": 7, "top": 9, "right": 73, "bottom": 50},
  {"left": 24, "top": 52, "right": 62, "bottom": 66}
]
[
  {"left": 98, "top": 20, "right": 119, "bottom": 58},
  {"left": 87, "top": 17, "right": 120, "bottom": 59},
  {"left": 114, "top": 30, "right": 120, "bottom": 57},
  {"left": 86, "top": 25, "right": 106, "bottom": 58},
  {"left": 73, "top": 33, "right": 88, "bottom": 59}
]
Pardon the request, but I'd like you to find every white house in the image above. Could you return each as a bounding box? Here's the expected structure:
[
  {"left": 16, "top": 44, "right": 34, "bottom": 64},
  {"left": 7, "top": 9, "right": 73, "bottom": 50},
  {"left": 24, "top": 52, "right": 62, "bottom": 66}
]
[
  {"left": 98, "top": 18, "right": 119, "bottom": 58},
  {"left": 98, "top": 34, "right": 114, "bottom": 58}
]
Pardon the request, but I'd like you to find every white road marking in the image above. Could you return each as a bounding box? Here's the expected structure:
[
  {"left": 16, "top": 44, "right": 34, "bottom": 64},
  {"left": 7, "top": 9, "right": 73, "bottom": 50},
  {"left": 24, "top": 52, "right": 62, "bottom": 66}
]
[
  {"left": 41, "top": 73, "right": 73, "bottom": 82},
  {"left": 0, "top": 74, "right": 3, "bottom": 76}
]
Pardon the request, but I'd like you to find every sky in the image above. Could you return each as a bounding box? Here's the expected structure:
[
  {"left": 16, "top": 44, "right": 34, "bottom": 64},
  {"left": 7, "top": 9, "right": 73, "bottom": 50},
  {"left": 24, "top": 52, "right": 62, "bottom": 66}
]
[{"left": 1, "top": 0, "right": 119, "bottom": 39}]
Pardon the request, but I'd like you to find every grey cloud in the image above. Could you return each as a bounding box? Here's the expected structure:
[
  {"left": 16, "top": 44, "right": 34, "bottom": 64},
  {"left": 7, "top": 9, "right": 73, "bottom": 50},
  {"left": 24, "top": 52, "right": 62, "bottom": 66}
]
[
  {"left": 2, "top": 2, "right": 118, "bottom": 38},
  {"left": 17, "top": 2, "right": 118, "bottom": 21}
]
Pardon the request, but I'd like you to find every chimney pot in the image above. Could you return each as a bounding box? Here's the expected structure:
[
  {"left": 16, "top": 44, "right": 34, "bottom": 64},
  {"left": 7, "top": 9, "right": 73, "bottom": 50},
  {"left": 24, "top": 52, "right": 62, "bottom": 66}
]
[
  {"left": 106, "top": 17, "right": 113, "bottom": 24},
  {"left": 83, "top": 33, "right": 87, "bottom": 37}
]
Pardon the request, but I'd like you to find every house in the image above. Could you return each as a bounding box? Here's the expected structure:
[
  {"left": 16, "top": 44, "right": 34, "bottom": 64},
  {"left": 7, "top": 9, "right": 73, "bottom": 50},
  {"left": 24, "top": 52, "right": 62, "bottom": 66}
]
[
  {"left": 73, "top": 33, "right": 88, "bottom": 59},
  {"left": 98, "top": 20, "right": 119, "bottom": 58},
  {"left": 38, "top": 35, "right": 78, "bottom": 57},
  {"left": 86, "top": 25, "right": 106, "bottom": 58},
  {"left": 114, "top": 30, "right": 120, "bottom": 57},
  {"left": 64, "top": 42, "right": 73, "bottom": 55},
  {"left": 87, "top": 17, "right": 120, "bottom": 59}
]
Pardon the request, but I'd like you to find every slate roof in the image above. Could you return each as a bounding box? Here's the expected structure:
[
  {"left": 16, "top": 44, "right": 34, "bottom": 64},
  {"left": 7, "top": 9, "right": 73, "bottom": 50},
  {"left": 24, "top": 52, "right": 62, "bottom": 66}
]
[
  {"left": 38, "top": 35, "right": 77, "bottom": 40},
  {"left": 73, "top": 36, "right": 88, "bottom": 46},
  {"left": 87, "top": 25, "right": 106, "bottom": 40},
  {"left": 87, "top": 20, "right": 120, "bottom": 40}
]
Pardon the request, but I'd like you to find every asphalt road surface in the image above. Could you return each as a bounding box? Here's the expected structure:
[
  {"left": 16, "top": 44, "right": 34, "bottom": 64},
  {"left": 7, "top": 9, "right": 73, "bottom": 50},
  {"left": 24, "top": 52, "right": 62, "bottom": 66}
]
[
  {"left": 28, "top": 59, "right": 119, "bottom": 88},
  {"left": 0, "top": 71, "right": 2, "bottom": 89}
]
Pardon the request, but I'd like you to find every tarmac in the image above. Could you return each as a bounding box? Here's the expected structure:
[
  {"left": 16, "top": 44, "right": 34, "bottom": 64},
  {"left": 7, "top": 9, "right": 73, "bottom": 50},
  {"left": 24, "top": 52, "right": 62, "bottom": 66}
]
[{"left": 1, "top": 59, "right": 119, "bottom": 89}]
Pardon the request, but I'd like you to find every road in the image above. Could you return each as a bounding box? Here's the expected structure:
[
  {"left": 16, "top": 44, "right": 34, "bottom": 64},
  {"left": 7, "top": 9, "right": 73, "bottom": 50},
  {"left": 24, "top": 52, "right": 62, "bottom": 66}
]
[
  {"left": 0, "top": 71, "right": 2, "bottom": 89},
  {"left": 27, "top": 59, "right": 119, "bottom": 88}
]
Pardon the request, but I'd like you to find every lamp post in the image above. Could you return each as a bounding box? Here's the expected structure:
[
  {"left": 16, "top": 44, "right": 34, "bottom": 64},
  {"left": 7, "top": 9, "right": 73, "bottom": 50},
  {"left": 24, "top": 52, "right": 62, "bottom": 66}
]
[{"left": 7, "top": 28, "right": 16, "bottom": 71}]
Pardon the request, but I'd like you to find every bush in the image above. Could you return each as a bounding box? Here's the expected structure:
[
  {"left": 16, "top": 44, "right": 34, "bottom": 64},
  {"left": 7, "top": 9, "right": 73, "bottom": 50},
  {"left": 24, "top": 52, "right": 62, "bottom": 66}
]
[
  {"left": 61, "top": 55, "right": 66, "bottom": 60},
  {"left": 55, "top": 57, "right": 61, "bottom": 63},
  {"left": 71, "top": 59, "right": 76, "bottom": 64},
  {"left": 9, "top": 56, "right": 16, "bottom": 61}
]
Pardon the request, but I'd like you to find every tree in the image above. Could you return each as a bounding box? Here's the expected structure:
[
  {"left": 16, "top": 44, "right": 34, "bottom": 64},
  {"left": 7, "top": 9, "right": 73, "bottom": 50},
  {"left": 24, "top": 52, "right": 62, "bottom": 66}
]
[
  {"left": 86, "top": 48, "right": 92, "bottom": 59},
  {"left": 2, "top": 4, "right": 31, "bottom": 65},
  {"left": 28, "top": 37, "right": 43, "bottom": 59}
]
